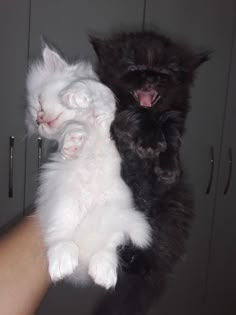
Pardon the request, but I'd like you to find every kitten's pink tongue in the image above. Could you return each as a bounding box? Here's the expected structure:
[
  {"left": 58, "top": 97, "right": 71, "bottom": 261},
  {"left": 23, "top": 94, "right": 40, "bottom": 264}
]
[
  {"left": 139, "top": 93, "right": 153, "bottom": 107},
  {"left": 135, "top": 90, "right": 157, "bottom": 107}
]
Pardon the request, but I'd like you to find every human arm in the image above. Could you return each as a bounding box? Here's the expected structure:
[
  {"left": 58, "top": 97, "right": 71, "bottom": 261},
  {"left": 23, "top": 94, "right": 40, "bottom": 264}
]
[{"left": 0, "top": 215, "right": 51, "bottom": 315}]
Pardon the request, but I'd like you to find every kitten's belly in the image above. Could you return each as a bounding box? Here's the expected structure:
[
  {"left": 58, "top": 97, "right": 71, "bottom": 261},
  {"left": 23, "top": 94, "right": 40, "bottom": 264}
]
[
  {"left": 66, "top": 170, "right": 135, "bottom": 283},
  {"left": 69, "top": 194, "right": 134, "bottom": 284},
  {"left": 69, "top": 156, "right": 123, "bottom": 202}
]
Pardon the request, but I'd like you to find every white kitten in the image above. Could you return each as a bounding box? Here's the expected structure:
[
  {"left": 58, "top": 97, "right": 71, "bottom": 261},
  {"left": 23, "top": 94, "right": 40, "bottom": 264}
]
[{"left": 26, "top": 45, "right": 151, "bottom": 289}]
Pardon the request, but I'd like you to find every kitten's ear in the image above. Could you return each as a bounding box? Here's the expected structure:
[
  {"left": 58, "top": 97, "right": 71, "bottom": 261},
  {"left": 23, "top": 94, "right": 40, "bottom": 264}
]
[
  {"left": 42, "top": 43, "right": 67, "bottom": 71},
  {"left": 90, "top": 36, "right": 111, "bottom": 62},
  {"left": 191, "top": 51, "right": 210, "bottom": 70}
]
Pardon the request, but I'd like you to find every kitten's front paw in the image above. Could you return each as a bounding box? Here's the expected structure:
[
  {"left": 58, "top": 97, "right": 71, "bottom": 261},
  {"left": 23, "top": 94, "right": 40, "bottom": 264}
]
[
  {"left": 61, "top": 127, "right": 86, "bottom": 160},
  {"left": 159, "top": 169, "right": 180, "bottom": 185},
  {"left": 48, "top": 241, "right": 79, "bottom": 282},
  {"left": 89, "top": 251, "right": 118, "bottom": 290},
  {"left": 61, "top": 83, "right": 92, "bottom": 109},
  {"left": 157, "top": 154, "right": 181, "bottom": 185},
  {"left": 155, "top": 165, "right": 180, "bottom": 185}
]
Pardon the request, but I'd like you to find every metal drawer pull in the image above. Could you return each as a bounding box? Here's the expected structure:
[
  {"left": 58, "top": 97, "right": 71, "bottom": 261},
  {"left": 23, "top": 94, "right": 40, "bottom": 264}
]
[
  {"left": 224, "top": 147, "right": 232, "bottom": 195},
  {"left": 206, "top": 146, "right": 214, "bottom": 195},
  {"left": 38, "top": 137, "right": 43, "bottom": 168},
  {"left": 8, "top": 136, "right": 14, "bottom": 198}
]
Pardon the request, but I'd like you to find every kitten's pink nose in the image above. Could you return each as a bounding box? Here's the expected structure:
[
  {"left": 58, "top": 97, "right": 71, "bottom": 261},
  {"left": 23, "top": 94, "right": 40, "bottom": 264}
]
[{"left": 36, "top": 112, "right": 44, "bottom": 125}]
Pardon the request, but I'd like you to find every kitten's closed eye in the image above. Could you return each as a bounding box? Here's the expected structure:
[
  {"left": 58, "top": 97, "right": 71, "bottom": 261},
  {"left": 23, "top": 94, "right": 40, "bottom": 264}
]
[
  {"left": 38, "top": 95, "right": 43, "bottom": 110},
  {"left": 127, "top": 64, "right": 173, "bottom": 80},
  {"left": 128, "top": 65, "right": 148, "bottom": 72}
]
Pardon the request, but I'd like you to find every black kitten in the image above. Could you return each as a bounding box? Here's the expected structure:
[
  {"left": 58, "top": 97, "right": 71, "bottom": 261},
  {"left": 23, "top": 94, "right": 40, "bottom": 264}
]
[{"left": 91, "top": 31, "right": 208, "bottom": 315}]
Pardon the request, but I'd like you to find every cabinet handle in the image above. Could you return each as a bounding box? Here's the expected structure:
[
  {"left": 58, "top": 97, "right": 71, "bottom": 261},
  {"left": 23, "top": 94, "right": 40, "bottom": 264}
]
[
  {"left": 8, "top": 136, "right": 14, "bottom": 198},
  {"left": 205, "top": 146, "right": 214, "bottom": 195},
  {"left": 224, "top": 147, "right": 232, "bottom": 195},
  {"left": 37, "top": 137, "right": 43, "bottom": 168}
]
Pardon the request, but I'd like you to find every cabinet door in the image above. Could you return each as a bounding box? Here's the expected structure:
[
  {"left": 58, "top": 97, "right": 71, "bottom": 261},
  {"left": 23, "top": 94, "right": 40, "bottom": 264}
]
[
  {"left": 27, "top": 1, "right": 145, "bottom": 314},
  {"left": 0, "top": 1, "right": 30, "bottom": 230},
  {"left": 206, "top": 10, "right": 236, "bottom": 314},
  {"left": 144, "top": 1, "right": 236, "bottom": 314}
]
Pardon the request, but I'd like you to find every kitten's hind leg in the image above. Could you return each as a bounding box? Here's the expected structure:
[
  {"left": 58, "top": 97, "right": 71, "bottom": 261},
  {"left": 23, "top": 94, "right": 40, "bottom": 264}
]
[
  {"left": 88, "top": 233, "right": 126, "bottom": 290},
  {"left": 48, "top": 240, "right": 79, "bottom": 282}
]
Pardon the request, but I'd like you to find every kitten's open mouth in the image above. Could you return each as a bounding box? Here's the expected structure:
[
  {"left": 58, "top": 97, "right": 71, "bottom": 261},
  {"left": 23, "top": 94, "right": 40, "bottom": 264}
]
[{"left": 132, "top": 89, "right": 160, "bottom": 108}]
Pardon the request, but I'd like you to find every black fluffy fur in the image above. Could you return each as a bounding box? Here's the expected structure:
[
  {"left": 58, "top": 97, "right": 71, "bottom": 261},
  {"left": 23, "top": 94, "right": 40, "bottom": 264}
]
[{"left": 90, "top": 31, "right": 208, "bottom": 315}]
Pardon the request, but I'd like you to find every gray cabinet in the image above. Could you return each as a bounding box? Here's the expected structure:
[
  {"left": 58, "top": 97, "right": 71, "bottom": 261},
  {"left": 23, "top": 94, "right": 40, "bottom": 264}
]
[
  {"left": 0, "top": 1, "right": 30, "bottom": 230},
  {"left": 205, "top": 15, "right": 236, "bottom": 315}
]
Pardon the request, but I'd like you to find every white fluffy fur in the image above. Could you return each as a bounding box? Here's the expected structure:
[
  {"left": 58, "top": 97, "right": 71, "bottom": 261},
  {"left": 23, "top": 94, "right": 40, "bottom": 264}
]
[{"left": 26, "top": 45, "right": 151, "bottom": 289}]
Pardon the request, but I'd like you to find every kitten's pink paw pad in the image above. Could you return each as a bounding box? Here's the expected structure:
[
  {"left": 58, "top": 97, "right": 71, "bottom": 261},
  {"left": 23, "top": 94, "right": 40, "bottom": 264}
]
[
  {"left": 88, "top": 251, "right": 117, "bottom": 290},
  {"left": 62, "top": 129, "right": 86, "bottom": 160},
  {"left": 48, "top": 241, "right": 79, "bottom": 282}
]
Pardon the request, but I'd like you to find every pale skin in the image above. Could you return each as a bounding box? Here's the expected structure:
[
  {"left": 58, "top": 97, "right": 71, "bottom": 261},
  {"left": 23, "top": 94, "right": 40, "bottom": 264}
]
[{"left": 0, "top": 215, "right": 51, "bottom": 315}]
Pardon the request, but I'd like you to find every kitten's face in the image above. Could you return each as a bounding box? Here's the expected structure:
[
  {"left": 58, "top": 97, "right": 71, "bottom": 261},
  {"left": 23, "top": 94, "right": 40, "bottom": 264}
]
[
  {"left": 26, "top": 46, "right": 78, "bottom": 139},
  {"left": 26, "top": 46, "right": 115, "bottom": 139},
  {"left": 28, "top": 80, "right": 77, "bottom": 139},
  {"left": 91, "top": 32, "right": 209, "bottom": 112}
]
